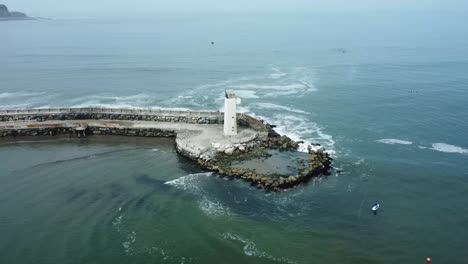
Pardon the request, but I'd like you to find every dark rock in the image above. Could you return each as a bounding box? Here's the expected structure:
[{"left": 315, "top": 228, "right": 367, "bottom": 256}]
[{"left": 288, "top": 176, "right": 297, "bottom": 182}]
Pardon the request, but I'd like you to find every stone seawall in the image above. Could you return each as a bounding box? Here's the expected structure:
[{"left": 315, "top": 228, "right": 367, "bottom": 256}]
[
  {"left": 0, "top": 108, "right": 268, "bottom": 161},
  {"left": 0, "top": 125, "right": 176, "bottom": 138},
  {"left": 0, "top": 108, "right": 270, "bottom": 134}
]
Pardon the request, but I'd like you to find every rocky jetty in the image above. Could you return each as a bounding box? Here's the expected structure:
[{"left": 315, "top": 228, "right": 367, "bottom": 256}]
[
  {"left": 196, "top": 126, "right": 333, "bottom": 192},
  {"left": 0, "top": 4, "right": 33, "bottom": 20},
  {"left": 0, "top": 108, "right": 333, "bottom": 191}
]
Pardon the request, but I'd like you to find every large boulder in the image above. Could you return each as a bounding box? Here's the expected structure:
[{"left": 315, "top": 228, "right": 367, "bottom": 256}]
[{"left": 224, "top": 147, "right": 234, "bottom": 155}]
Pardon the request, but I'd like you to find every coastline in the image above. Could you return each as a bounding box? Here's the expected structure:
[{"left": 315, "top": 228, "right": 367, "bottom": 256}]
[{"left": 0, "top": 17, "right": 36, "bottom": 21}]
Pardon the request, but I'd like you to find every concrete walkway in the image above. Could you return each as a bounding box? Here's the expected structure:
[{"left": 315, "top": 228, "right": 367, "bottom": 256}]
[{"left": 0, "top": 119, "right": 260, "bottom": 159}]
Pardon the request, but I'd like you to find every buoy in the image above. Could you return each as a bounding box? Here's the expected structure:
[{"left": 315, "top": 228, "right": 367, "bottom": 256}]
[{"left": 426, "top": 257, "right": 431, "bottom": 263}]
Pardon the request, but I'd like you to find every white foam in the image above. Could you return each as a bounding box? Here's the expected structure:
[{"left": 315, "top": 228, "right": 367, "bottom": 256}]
[
  {"left": 262, "top": 114, "right": 336, "bottom": 155},
  {"left": 66, "top": 93, "right": 154, "bottom": 109},
  {"left": 113, "top": 214, "right": 123, "bottom": 233},
  {"left": 235, "top": 90, "right": 259, "bottom": 99},
  {"left": 252, "top": 103, "right": 307, "bottom": 114},
  {"left": 69, "top": 102, "right": 139, "bottom": 109},
  {"left": 430, "top": 143, "right": 468, "bottom": 155},
  {"left": 198, "top": 196, "right": 231, "bottom": 217},
  {"left": 236, "top": 106, "right": 251, "bottom": 113},
  {"left": 195, "top": 76, "right": 258, "bottom": 91},
  {"left": 122, "top": 231, "right": 137, "bottom": 255},
  {"left": 165, "top": 173, "right": 231, "bottom": 217},
  {"left": 149, "top": 106, "right": 192, "bottom": 111},
  {"left": 147, "top": 246, "right": 170, "bottom": 260},
  {"left": 377, "top": 139, "right": 413, "bottom": 145},
  {"left": 222, "top": 233, "right": 296, "bottom": 264},
  {"left": 164, "top": 172, "right": 212, "bottom": 193},
  {"left": 264, "top": 90, "right": 303, "bottom": 97},
  {"left": 269, "top": 68, "right": 287, "bottom": 79},
  {"left": 0, "top": 92, "right": 44, "bottom": 99},
  {"left": 0, "top": 103, "right": 32, "bottom": 110},
  {"left": 237, "top": 83, "right": 307, "bottom": 91},
  {"left": 87, "top": 94, "right": 149, "bottom": 101}
]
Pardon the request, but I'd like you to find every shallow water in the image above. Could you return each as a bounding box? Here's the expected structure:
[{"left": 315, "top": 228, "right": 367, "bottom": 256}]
[
  {"left": 230, "top": 150, "right": 305, "bottom": 176},
  {"left": 1, "top": 12, "right": 468, "bottom": 263}
]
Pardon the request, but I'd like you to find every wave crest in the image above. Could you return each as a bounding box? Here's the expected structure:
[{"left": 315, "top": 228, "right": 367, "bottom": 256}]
[
  {"left": 430, "top": 143, "right": 468, "bottom": 155},
  {"left": 377, "top": 139, "right": 413, "bottom": 145}
]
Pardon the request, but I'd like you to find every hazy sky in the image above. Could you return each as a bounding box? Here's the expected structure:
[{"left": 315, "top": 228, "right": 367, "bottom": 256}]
[{"left": 3, "top": 0, "right": 468, "bottom": 17}]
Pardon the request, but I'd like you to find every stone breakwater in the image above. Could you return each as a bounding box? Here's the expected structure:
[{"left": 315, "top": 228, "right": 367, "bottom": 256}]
[
  {"left": 0, "top": 108, "right": 332, "bottom": 191},
  {"left": 197, "top": 135, "right": 333, "bottom": 192}
]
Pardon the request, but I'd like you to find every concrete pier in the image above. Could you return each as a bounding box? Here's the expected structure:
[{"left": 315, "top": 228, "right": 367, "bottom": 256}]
[
  {"left": 0, "top": 108, "right": 334, "bottom": 191},
  {"left": 0, "top": 108, "right": 269, "bottom": 160}
]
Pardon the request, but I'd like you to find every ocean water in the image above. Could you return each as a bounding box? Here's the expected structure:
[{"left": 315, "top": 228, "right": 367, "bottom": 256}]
[{"left": 1, "top": 12, "right": 468, "bottom": 263}]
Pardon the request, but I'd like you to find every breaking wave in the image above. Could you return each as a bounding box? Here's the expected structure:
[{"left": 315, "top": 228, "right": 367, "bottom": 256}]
[
  {"left": 377, "top": 139, "right": 413, "bottom": 145},
  {"left": 258, "top": 113, "right": 335, "bottom": 154},
  {"left": 176, "top": 66, "right": 334, "bottom": 155},
  {"left": 429, "top": 143, "right": 468, "bottom": 155}
]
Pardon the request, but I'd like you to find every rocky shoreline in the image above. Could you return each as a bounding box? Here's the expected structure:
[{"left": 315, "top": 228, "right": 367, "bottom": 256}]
[
  {"left": 0, "top": 4, "right": 34, "bottom": 21},
  {"left": 194, "top": 124, "right": 333, "bottom": 191}
]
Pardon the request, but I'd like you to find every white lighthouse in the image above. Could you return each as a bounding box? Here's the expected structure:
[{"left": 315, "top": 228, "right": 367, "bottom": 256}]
[{"left": 224, "top": 90, "right": 237, "bottom": 135}]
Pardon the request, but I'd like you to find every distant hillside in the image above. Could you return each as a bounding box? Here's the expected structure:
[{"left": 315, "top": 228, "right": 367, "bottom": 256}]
[{"left": 0, "top": 4, "right": 34, "bottom": 20}]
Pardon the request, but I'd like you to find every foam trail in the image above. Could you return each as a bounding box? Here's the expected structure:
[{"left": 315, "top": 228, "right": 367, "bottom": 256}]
[
  {"left": 235, "top": 90, "right": 259, "bottom": 99},
  {"left": 237, "top": 83, "right": 307, "bottom": 91},
  {"left": 429, "top": 143, "right": 468, "bottom": 155},
  {"left": 122, "top": 231, "right": 137, "bottom": 255},
  {"left": 252, "top": 103, "right": 308, "bottom": 114},
  {"left": 198, "top": 196, "right": 231, "bottom": 217},
  {"left": 164, "top": 172, "right": 212, "bottom": 192},
  {"left": 222, "top": 233, "right": 297, "bottom": 264},
  {"left": 69, "top": 102, "right": 140, "bottom": 109},
  {"left": 165, "top": 173, "right": 231, "bottom": 217},
  {"left": 377, "top": 139, "right": 413, "bottom": 145},
  {"left": 269, "top": 67, "right": 287, "bottom": 79},
  {"left": 0, "top": 92, "right": 44, "bottom": 99}
]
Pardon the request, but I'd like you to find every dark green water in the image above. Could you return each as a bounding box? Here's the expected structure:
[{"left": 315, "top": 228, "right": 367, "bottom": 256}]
[
  {"left": 1, "top": 12, "right": 468, "bottom": 263},
  {"left": 1, "top": 136, "right": 466, "bottom": 263}
]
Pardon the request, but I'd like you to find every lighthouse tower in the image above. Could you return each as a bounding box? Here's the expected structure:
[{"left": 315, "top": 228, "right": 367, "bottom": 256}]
[{"left": 224, "top": 90, "right": 237, "bottom": 135}]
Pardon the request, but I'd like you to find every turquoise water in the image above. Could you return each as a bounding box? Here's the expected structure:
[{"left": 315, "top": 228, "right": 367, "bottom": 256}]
[{"left": 1, "top": 13, "right": 468, "bottom": 263}]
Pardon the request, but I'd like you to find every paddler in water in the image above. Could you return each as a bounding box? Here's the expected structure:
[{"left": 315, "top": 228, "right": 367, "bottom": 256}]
[{"left": 372, "top": 201, "right": 380, "bottom": 215}]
